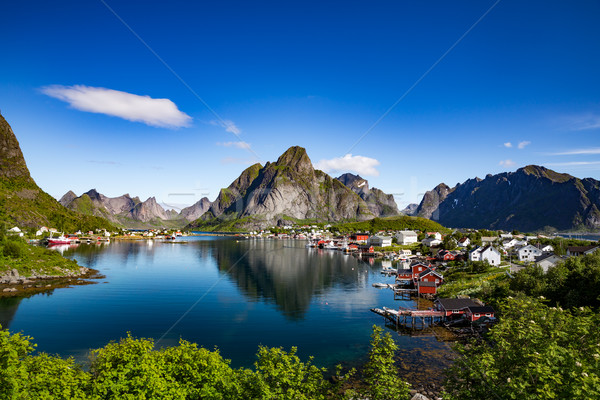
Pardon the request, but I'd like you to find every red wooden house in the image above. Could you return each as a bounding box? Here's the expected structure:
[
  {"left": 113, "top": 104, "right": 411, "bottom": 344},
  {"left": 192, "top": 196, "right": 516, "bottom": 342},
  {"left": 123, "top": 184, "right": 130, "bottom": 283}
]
[
  {"left": 350, "top": 233, "right": 369, "bottom": 243},
  {"left": 463, "top": 306, "right": 495, "bottom": 322},
  {"left": 437, "top": 250, "right": 455, "bottom": 261},
  {"left": 435, "top": 298, "right": 481, "bottom": 318},
  {"left": 410, "top": 263, "right": 430, "bottom": 280},
  {"left": 417, "top": 281, "right": 438, "bottom": 294},
  {"left": 357, "top": 244, "right": 374, "bottom": 254}
]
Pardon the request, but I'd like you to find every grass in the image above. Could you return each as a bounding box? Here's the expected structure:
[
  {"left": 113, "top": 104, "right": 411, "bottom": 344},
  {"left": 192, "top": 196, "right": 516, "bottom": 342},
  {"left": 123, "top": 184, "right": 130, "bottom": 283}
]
[
  {"left": 334, "top": 215, "right": 451, "bottom": 234},
  {"left": 0, "top": 237, "right": 82, "bottom": 277}
]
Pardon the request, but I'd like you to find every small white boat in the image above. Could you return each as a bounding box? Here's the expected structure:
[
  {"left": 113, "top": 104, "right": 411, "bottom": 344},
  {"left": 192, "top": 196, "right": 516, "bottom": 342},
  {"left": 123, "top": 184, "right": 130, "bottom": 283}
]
[{"left": 372, "top": 282, "right": 389, "bottom": 288}]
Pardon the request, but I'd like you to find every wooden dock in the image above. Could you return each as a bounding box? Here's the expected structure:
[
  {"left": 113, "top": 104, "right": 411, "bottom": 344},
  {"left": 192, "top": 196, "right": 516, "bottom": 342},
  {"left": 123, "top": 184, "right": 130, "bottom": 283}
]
[{"left": 371, "top": 306, "right": 445, "bottom": 329}]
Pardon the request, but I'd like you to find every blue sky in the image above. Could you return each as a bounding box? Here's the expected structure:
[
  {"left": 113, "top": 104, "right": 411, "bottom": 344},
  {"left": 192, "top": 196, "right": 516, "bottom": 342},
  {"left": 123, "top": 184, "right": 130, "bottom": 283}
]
[{"left": 1, "top": 0, "right": 599, "bottom": 210}]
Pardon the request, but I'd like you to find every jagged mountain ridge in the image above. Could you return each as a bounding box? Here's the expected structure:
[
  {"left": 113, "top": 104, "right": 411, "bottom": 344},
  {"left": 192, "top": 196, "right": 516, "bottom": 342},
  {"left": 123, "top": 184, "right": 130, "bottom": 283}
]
[
  {"left": 0, "top": 112, "right": 111, "bottom": 230},
  {"left": 192, "top": 146, "right": 377, "bottom": 229},
  {"left": 416, "top": 165, "right": 600, "bottom": 231},
  {"left": 60, "top": 189, "right": 211, "bottom": 228},
  {"left": 335, "top": 173, "right": 399, "bottom": 217}
]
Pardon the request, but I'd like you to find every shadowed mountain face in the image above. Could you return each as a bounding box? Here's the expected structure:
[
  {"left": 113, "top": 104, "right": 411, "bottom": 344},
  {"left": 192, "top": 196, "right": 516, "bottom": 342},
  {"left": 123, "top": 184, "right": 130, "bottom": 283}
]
[
  {"left": 60, "top": 189, "right": 211, "bottom": 229},
  {"left": 0, "top": 112, "right": 110, "bottom": 230},
  {"left": 191, "top": 146, "right": 376, "bottom": 229},
  {"left": 416, "top": 165, "right": 600, "bottom": 231},
  {"left": 336, "top": 173, "right": 399, "bottom": 217}
]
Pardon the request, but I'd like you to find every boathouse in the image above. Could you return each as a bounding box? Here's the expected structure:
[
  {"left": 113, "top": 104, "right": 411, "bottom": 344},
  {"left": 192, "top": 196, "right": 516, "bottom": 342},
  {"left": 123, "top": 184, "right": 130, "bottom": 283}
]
[
  {"left": 417, "top": 281, "right": 438, "bottom": 295},
  {"left": 435, "top": 298, "right": 481, "bottom": 318},
  {"left": 350, "top": 233, "right": 369, "bottom": 243},
  {"left": 463, "top": 306, "right": 495, "bottom": 322}
]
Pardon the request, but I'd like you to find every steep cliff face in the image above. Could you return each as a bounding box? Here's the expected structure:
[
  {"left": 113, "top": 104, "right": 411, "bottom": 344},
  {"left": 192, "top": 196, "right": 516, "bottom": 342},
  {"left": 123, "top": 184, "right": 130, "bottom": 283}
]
[
  {"left": 335, "top": 173, "right": 399, "bottom": 217},
  {"left": 180, "top": 197, "right": 211, "bottom": 222},
  {"left": 193, "top": 146, "right": 374, "bottom": 229},
  {"left": 416, "top": 165, "right": 600, "bottom": 231},
  {"left": 0, "top": 112, "right": 110, "bottom": 230},
  {"left": 0, "top": 113, "right": 33, "bottom": 182}
]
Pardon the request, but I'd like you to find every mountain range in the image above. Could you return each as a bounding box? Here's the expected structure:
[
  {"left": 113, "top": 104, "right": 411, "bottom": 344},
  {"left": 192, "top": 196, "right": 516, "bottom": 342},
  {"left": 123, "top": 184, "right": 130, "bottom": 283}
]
[
  {"left": 3, "top": 110, "right": 600, "bottom": 233},
  {"left": 59, "top": 190, "right": 211, "bottom": 229},
  {"left": 415, "top": 165, "right": 600, "bottom": 232}
]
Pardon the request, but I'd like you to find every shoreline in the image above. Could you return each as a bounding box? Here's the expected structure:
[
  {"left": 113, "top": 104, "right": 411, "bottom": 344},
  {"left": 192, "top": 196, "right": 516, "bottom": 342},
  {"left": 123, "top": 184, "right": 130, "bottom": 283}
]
[{"left": 0, "top": 267, "right": 104, "bottom": 298}]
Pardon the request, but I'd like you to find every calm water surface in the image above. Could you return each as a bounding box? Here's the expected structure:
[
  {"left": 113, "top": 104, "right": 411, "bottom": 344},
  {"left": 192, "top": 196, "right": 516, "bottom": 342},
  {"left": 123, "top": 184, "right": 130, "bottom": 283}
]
[{"left": 0, "top": 236, "right": 451, "bottom": 371}]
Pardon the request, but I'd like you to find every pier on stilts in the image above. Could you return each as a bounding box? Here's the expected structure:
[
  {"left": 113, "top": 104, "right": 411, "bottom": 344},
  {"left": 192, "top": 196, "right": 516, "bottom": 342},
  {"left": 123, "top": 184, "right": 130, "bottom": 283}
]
[
  {"left": 393, "top": 287, "right": 418, "bottom": 300},
  {"left": 371, "top": 306, "right": 445, "bottom": 330}
]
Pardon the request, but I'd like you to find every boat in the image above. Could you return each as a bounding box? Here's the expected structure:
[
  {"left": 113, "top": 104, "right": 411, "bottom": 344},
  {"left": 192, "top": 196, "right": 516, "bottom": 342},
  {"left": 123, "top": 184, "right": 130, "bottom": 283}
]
[
  {"left": 372, "top": 282, "right": 389, "bottom": 288},
  {"left": 47, "top": 234, "right": 72, "bottom": 245}
]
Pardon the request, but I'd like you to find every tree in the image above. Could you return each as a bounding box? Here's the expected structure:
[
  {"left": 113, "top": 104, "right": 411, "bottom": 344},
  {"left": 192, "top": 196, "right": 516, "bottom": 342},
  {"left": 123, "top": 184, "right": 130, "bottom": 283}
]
[
  {"left": 361, "top": 325, "right": 410, "bottom": 400},
  {"left": 444, "top": 297, "right": 600, "bottom": 399}
]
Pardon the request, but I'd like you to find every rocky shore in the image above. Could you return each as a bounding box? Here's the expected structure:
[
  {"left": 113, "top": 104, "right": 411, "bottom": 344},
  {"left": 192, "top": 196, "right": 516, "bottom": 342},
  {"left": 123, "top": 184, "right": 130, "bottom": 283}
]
[{"left": 0, "top": 267, "right": 102, "bottom": 297}]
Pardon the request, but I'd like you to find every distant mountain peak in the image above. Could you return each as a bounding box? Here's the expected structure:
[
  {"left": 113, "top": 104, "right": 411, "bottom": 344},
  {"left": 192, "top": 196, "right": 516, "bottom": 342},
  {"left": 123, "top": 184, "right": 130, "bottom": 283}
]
[{"left": 519, "top": 165, "right": 573, "bottom": 183}]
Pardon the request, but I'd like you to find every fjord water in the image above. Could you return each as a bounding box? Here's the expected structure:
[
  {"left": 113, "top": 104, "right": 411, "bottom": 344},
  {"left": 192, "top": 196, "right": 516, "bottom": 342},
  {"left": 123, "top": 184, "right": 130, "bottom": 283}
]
[{"left": 0, "top": 237, "right": 450, "bottom": 371}]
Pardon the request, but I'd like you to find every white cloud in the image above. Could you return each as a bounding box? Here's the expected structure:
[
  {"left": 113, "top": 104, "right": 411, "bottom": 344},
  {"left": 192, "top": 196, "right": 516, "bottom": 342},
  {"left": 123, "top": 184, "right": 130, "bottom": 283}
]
[
  {"left": 503, "top": 142, "right": 513, "bottom": 148},
  {"left": 545, "top": 161, "right": 600, "bottom": 166},
  {"left": 314, "top": 154, "right": 380, "bottom": 176},
  {"left": 210, "top": 119, "right": 241, "bottom": 135},
  {"left": 41, "top": 85, "right": 191, "bottom": 128},
  {"left": 517, "top": 141, "right": 531, "bottom": 149},
  {"left": 499, "top": 159, "right": 516, "bottom": 167},
  {"left": 549, "top": 147, "right": 600, "bottom": 156},
  {"left": 217, "top": 141, "right": 251, "bottom": 149}
]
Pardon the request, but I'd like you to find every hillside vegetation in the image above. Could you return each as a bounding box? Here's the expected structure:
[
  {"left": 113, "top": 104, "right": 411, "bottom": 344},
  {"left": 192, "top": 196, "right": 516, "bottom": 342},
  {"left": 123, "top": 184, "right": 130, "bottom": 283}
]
[{"left": 334, "top": 215, "right": 450, "bottom": 234}]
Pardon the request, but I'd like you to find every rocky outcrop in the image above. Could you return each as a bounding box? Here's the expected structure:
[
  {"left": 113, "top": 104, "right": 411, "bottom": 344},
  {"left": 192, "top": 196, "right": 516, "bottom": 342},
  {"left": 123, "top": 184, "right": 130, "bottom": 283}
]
[
  {"left": 0, "top": 113, "right": 33, "bottom": 182},
  {"left": 401, "top": 203, "right": 419, "bottom": 216},
  {"left": 416, "top": 165, "right": 600, "bottom": 231},
  {"left": 335, "top": 173, "right": 399, "bottom": 217},
  {"left": 180, "top": 197, "right": 211, "bottom": 221},
  {"left": 192, "top": 146, "right": 375, "bottom": 229}
]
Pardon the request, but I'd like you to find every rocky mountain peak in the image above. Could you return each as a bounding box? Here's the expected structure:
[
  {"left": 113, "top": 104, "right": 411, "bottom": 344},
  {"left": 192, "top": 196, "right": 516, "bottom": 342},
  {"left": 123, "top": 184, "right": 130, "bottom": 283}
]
[
  {"left": 519, "top": 165, "right": 573, "bottom": 183},
  {"left": 0, "top": 112, "right": 33, "bottom": 181},
  {"left": 336, "top": 173, "right": 369, "bottom": 192},
  {"left": 59, "top": 190, "right": 77, "bottom": 206},
  {"left": 275, "top": 146, "right": 313, "bottom": 175}
]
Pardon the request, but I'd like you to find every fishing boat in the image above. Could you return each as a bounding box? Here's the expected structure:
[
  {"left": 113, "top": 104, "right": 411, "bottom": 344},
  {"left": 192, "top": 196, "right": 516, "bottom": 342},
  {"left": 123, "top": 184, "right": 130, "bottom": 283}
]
[{"left": 47, "top": 234, "right": 72, "bottom": 245}]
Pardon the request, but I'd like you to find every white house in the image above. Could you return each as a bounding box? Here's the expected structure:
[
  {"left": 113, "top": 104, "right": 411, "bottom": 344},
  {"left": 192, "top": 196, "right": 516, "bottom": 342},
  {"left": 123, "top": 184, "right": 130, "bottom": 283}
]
[
  {"left": 458, "top": 237, "right": 470, "bottom": 248},
  {"left": 8, "top": 227, "right": 21, "bottom": 233},
  {"left": 500, "top": 233, "right": 513, "bottom": 239},
  {"left": 368, "top": 235, "right": 392, "bottom": 247},
  {"left": 469, "top": 246, "right": 502, "bottom": 266},
  {"left": 535, "top": 254, "right": 564, "bottom": 273},
  {"left": 396, "top": 230, "right": 418, "bottom": 245},
  {"left": 539, "top": 244, "right": 554, "bottom": 253},
  {"left": 517, "top": 245, "right": 543, "bottom": 262},
  {"left": 422, "top": 237, "right": 442, "bottom": 247},
  {"left": 426, "top": 232, "right": 442, "bottom": 240},
  {"left": 502, "top": 239, "right": 519, "bottom": 249}
]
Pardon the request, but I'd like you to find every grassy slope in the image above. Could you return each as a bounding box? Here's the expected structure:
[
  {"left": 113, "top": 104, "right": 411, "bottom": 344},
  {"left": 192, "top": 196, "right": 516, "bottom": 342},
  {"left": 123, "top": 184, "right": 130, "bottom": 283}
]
[
  {"left": 0, "top": 237, "right": 81, "bottom": 277},
  {"left": 334, "top": 215, "right": 451, "bottom": 234}
]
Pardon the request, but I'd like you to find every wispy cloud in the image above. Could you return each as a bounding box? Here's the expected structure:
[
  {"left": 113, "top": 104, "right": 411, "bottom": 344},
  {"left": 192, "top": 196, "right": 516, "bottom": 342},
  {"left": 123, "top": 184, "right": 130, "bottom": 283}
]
[
  {"left": 210, "top": 119, "right": 241, "bottom": 134},
  {"left": 315, "top": 154, "right": 380, "bottom": 176},
  {"left": 545, "top": 161, "right": 600, "bottom": 167},
  {"left": 221, "top": 157, "right": 259, "bottom": 165},
  {"left": 41, "top": 85, "right": 191, "bottom": 128},
  {"left": 217, "top": 141, "right": 251, "bottom": 150},
  {"left": 499, "top": 159, "right": 515, "bottom": 167},
  {"left": 549, "top": 147, "right": 600, "bottom": 156},
  {"left": 564, "top": 113, "right": 600, "bottom": 131},
  {"left": 517, "top": 141, "right": 531, "bottom": 149},
  {"left": 503, "top": 142, "right": 513, "bottom": 148}
]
